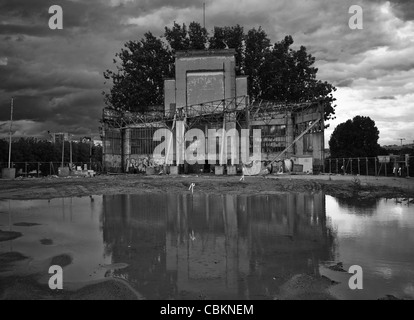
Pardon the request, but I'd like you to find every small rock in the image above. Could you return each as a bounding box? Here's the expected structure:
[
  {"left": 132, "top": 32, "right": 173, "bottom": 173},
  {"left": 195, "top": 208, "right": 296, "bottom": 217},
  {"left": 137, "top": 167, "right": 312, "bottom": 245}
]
[
  {"left": 40, "top": 238, "right": 53, "bottom": 245},
  {"left": 378, "top": 295, "right": 401, "bottom": 300},
  {"left": 328, "top": 262, "right": 346, "bottom": 272},
  {"left": 14, "top": 222, "right": 41, "bottom": 227}
]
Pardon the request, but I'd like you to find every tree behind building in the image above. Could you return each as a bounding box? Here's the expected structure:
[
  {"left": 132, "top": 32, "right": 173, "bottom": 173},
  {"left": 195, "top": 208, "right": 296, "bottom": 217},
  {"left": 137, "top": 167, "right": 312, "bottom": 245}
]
[{"left": 329, "top": 116, "right": 381, "bottom": 158}]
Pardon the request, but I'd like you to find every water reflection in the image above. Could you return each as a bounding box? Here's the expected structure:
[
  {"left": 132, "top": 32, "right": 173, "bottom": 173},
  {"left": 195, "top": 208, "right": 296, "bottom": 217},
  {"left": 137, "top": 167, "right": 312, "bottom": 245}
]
[
  {"left": 2, "top": 193, "right": 413, "bottom": 300},
  {"left": 0, "top": 197, "right": 111, "bottom": 283},
  {"left": 325, "top": 196, "right": 414, "bottom": 300},
  {"left": 335, "top": 197, "right": 380, "bottom": 214},
  {"left": 102, "top": 193, "right": 334, "bottom": 299}
]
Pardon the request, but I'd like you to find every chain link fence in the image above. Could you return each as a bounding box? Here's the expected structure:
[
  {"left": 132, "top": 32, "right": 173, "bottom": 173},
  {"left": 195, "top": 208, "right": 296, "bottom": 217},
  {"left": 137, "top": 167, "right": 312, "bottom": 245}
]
[
  {"left": 0, "top": 162, "right": 103, "bottom": 177},
  {"left": 323, "top": 155, "right": 413, "bottom": 177}
]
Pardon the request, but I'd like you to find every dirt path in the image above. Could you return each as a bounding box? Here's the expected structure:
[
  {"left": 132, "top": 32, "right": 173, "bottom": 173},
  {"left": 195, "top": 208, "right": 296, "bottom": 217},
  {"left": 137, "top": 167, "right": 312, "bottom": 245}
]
[{"left": 1, "top": 173, "right": 413, "bottom": 200}]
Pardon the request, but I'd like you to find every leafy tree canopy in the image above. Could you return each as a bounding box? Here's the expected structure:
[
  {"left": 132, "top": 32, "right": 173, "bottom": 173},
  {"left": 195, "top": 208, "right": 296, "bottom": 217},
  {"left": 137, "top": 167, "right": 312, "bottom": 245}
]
[
  {"left": 329, "top": 116, "right": 381, "bottom": 158},
  {"left": 103, "top": 23, "right": 336, "bottom": 121}
]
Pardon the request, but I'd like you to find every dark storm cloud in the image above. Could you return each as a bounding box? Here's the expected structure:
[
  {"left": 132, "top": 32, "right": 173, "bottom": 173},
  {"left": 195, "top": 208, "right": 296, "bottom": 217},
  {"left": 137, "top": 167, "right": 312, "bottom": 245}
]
[
  {"left": 336, "top": 79, "right": 354, "bottom": 87},
  {"left": 374, "top": 96, "right": 396, "bottom": 100},
  {"left": 0, "top": 25, "right": 48, "bottom": 36},
  {"left": 0, "top": 90, "right": 99, "bottom": 123},
  {"left": 0, "top": 0, "right": 207, "bottom": 37},
  {"left": 0, "top": 90, "right": 103, "bottom": 136},
  {"left": 0, "top": 95, "right": 53, "bottom": 122},
  {"left": 0, "top": 62, "right": 101, "bottom": 93},
  {"left": 0, "top": 0, "right": 413, "bottom": 141},
  {"left": 364, "top": 0, "right": 414, "bottom": 21},
  {"left": 0, "top": 0, "right": 88, "bottom": 37}
]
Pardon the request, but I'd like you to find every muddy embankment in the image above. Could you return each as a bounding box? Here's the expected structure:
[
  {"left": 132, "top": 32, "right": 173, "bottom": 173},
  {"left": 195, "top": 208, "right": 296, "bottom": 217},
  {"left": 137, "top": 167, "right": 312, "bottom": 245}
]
[
  {"left": 0, "top": 252, "right": 142, "bottom": 300},
  {"left": 0, "top": 173, "right": 413, "bottom": 200}
]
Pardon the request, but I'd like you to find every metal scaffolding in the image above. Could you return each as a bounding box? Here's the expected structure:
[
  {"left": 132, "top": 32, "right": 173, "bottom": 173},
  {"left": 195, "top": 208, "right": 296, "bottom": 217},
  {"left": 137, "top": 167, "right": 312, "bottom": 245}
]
[{"left": 101, "top": 95, "right": 322, "bottom": 131}]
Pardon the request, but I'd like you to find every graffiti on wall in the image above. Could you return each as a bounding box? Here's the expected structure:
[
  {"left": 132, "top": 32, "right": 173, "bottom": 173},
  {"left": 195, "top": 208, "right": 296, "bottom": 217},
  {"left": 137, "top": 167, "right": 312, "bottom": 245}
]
[
  {"left": 125, "top": 156, "right": 166, "bottom": 173},
  {"left": 104, "top": 154, "right": 122, "bottom": 172}
]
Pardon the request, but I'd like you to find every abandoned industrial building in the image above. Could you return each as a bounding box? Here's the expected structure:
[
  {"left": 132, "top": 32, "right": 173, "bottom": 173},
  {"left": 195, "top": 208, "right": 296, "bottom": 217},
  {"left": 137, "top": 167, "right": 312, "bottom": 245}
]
[{"left": 101, "top": 49, "right": 325, "bottom": 174}]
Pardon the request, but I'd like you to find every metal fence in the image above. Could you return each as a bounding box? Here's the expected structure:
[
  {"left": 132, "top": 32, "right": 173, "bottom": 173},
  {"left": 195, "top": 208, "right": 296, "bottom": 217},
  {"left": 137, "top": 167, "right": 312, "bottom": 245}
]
[
  {"left": 0, "top": 162, "right": 103, "bottom": 177},
  {"left": 323, "top": 156, "right": 414, "bottom": 177}
]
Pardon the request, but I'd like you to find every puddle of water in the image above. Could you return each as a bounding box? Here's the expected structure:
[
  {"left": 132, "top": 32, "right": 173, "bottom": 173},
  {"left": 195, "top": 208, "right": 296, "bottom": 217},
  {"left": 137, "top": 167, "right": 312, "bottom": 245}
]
[
  {"left": 0, "top": 193, "right": 413, "bottom": 300},
  {"left": 0, "top": 197, "right": 111, "bottom": 282},
  {"left": 323, "top": 196, "right": 414, "bottom": 300}
]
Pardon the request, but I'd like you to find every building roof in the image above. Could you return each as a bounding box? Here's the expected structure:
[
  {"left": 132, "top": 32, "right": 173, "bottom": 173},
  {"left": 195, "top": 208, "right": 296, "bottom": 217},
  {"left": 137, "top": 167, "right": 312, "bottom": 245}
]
[{"left": 175, "top": 49, "right": 236, "bottom": 58}]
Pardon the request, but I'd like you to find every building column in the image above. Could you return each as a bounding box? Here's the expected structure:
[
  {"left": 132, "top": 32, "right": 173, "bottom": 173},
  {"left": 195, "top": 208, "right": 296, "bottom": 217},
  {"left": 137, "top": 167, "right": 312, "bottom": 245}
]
[
  {"left": 225, "top": 112, "right": 237, "bottom": 165},
  {"left": 122, "top": 128, "right": 131, "bottom": 172},
  {"left": 286, "top": 111, "right": 294, "bottom": 158}
]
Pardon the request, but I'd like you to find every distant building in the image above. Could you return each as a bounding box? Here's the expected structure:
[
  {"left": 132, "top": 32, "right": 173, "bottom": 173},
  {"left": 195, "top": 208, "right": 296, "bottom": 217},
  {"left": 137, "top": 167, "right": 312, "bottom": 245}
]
[
  {"left": 382, "top": 143, "right": 414, "bottom": 151},
  {"left": 93, "top": 139, "right": 102, "bottom": 147},
  {"left": 49, "top": 132, "right": 69, "bottom": 144},
  {"left": 81, "top": 136, "right": 92, "bottom": 143}
]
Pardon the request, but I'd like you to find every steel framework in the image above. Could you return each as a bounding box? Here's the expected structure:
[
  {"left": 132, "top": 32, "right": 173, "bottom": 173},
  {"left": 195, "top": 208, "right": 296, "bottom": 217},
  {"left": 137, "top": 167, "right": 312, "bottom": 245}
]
[{"left": 101, "top": 95, "right": 322, "bottom": 131}]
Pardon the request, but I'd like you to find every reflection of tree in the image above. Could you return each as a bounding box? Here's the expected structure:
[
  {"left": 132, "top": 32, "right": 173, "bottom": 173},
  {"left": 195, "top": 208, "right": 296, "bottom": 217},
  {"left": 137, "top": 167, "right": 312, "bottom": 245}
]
[
  {"left": 102, "top": 192, "right": 335, "bottom": 299},
  {"left": 335, "top": 197, "right": 379, "bottom": 214}
]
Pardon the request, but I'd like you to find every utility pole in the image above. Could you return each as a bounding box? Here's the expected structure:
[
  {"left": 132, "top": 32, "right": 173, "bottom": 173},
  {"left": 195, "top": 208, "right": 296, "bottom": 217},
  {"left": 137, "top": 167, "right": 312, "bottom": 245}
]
[
  {"left": 69, "top": 134, "right": 73, "bottom": 170},
  {"left": 203, "top": 3, "right": 205, "bottom": 29},
  {"left": 89, "top": 139, "right": 93, "bottom": 170},
  {"left": 8, "top": 98, "right": 13, "bottom": 169},
  {"left": 61, "top": 133, "right": 65, "bottom": 168}
]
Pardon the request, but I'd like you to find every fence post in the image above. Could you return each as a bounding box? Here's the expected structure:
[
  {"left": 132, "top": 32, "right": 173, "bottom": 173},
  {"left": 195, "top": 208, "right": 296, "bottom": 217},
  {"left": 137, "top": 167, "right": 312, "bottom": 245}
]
[
  {"left": 329, "top": 159, "right": 332, "bottom": 174},
  {"left": 25, "top": 162, "right": 28, "bottom": 177},
  {"left": 366, "top": 158, "right": 368, "bottom": 176},
  {"left": 37, "top": 162, "right": 40, "bottom": 178},
  {"left": 358, "top": 158, "right": 360, "bottom": 175},
  {"left": 350, "top": 159, "right": 353, "bottom": 175},
  {"left": 375, "top": 158, "right": 377, "bottom": 176},
  {"left": 50, "top": 162, "right": 52, "bottom": 176},
  {"left": 336, "top": 159, "right": 338, "bottom": 174},
  {"left": 385, "top": 161, "right": 387, "bottom": 177}
]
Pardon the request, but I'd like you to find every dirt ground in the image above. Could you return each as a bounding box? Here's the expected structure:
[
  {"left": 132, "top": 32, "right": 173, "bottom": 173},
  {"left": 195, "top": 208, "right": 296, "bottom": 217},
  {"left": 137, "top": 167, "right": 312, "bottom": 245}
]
[{"left": 0, "top": 173, "right": 413, "bottom": 200}]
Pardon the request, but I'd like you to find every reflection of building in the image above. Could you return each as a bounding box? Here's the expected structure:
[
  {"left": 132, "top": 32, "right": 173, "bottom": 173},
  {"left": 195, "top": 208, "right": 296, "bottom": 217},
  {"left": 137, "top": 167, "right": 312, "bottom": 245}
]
[
  {"left": 102, "top": 192, "right": 334, "bottom": 299},
  {"left": 81, "top": 136, "right": 92, "bottom": 143},
  {"left": 102, "top": 49, "right": 325, "bottom": 173},
  {"left": 92, "top": 139, "right": 102, "bottom": 147},
  {"left": 80, "top": 137, "right": 102, "bottom": 147}
]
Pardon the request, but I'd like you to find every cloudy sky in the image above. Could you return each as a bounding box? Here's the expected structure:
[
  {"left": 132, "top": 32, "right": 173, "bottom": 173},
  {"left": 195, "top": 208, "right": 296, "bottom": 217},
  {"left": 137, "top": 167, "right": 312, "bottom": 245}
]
[{"left": 0, "top": 0, "right": 413, "bottom": 146}]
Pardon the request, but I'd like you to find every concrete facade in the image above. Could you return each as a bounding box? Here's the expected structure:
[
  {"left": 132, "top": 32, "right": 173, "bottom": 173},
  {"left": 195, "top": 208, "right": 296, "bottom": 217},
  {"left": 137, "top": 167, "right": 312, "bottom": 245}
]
[{"left": 164, "top": 50, "right": 246, "bottom": 114}]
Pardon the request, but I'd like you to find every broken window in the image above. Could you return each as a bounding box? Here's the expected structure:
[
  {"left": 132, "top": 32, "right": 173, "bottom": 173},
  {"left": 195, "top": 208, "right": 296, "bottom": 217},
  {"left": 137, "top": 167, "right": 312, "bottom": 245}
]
[
  {"left": 131, "top": 128, "right": 159, "bottom": 155},
  {"left": 104, "top": 130, "right": 121, "bottom": 155}
]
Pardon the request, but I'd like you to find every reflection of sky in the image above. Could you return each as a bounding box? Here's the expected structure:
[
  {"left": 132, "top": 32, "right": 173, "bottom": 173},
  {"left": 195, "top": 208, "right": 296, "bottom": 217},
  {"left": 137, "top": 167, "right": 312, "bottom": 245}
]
[
  {"left": 325, "top": 196, "right": 414, "bottom": 300},
  {"left": 0, "top": 197, "right": 111, "bottom": 284},
  {"left": 2, "top": 194, "right": 414, "bottom": 299}
]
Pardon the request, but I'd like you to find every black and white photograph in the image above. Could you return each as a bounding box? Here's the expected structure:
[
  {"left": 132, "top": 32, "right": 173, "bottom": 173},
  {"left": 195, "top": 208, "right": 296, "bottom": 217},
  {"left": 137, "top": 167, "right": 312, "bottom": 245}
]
[{"left": 0, "top": 0, "right": 414, "bottom": 305}]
